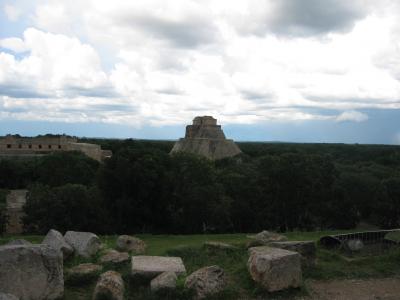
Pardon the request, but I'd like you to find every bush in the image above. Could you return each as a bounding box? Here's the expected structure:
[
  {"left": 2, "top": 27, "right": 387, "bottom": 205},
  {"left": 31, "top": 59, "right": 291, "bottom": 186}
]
[{"left": 23, "top": 184, "right": 109, "bottom": 234}]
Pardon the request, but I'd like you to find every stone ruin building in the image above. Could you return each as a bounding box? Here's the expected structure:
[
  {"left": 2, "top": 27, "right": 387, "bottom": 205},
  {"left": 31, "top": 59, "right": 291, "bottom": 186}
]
[
  {"left": 0, "top": 135, "right": 112, "bottom": 162},
  {"left": 4, "top": 190, "right": 27, "bottom": 234},
  {"left": 170, "top": 116, "right": 242, "bottom": 160}
]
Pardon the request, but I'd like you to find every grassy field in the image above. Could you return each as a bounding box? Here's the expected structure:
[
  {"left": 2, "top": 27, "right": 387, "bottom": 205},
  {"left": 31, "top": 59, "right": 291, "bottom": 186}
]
[{"left": 1, "top": 231, "right": 400, "bottom": 299}]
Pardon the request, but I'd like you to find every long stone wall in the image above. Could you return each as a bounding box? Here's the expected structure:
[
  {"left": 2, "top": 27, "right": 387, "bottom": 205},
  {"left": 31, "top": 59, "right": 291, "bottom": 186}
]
[{"left": 0, "top": 135, "right": 111, "bottom": 161}]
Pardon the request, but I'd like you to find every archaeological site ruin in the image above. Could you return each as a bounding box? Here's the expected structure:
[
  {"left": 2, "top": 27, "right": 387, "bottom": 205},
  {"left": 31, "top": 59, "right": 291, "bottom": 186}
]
[
  {"left": 170, "top": 116, "right": 242, "bottom": 160},
  {"left": 0, "top": 135, "right": 111, "bottom": 161}
]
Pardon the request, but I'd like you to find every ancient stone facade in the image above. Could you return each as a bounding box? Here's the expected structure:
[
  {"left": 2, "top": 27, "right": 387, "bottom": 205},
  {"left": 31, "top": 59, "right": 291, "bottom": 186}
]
[
  {"left": 0, "top": 135, "right": 111, "bottom": 161},
  {"left": 170, "top": 116, "right": 242, "bottom": 160},
  {"left": 5, "top": 190, "right": 27, "bottom": 235}
]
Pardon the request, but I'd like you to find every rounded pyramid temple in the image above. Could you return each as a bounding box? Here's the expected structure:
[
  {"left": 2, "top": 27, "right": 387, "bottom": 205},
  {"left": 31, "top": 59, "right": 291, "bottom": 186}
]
[{"left": 170, "top": 116, "right": 242, "bottom": 160}]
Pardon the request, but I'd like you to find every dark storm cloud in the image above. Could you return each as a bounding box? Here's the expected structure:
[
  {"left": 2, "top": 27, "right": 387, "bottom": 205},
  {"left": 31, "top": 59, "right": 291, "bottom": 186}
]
[
  {"left": 258, "top": 0, "right": 366, "bottom": 37},
  {"left": 119, "top": 15, "right": 218, "bottom": 48}
]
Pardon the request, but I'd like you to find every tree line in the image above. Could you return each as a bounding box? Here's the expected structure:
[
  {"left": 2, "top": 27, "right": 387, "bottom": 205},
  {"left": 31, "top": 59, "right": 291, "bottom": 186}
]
[{"left": 0, "top": 139, "right": 399, "bottom": 234}]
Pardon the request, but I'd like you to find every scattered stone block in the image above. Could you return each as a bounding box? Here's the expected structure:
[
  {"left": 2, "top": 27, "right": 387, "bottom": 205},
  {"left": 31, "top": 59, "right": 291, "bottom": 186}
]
[
  {"left": 344, "top": 239, "right": 364, "bottom": 252},
  {"left": 150, "top": 271, "right": 177, "bottom": 292},
  {"left": 269, "top": 241, "right": 316, "bottom": 267},
  {"left": 131, "top": 256, "right": 186, "bottom": 279},
  {"left": 99, "top": 249, "right": 129, "bottom": 265},
  {"left": 247, "top": 230, "right": 288, "bottom": 248},
  {"left": 0, "top": 244, "right": 64, "bottom": 300},
  {"left": 64, "top": 231, "right": 101, "bottom": 258},
  {"left": 66, "top": 263, "right": 102, "bottom": 284},
  {"left": 204, "top": 241, "right": 238, "bottom": 251},
  {"left": 5, "top": 239, "right": 32, "bottom": 246},
  {"left": 185, "top": 265, "right": 226, "bottom": 299},
  {"left": 0, "top": 293, "right": 19, "bottom": 300},
  {"left": 247, "top": 246, "right": 301, "bottom": 292},
  {"left": 116, "top": 235, "right": 146, "bottom": 254},
  {"left": 93, "top": 271, "right": 124, "bottom": 300},
  {"left": 43, "top": 229, "right": 74, "bottom": 260}
]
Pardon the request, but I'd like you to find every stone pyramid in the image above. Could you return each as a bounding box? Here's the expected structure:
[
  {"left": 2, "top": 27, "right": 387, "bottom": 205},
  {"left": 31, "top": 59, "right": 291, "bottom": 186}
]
[{"left": 170, "top": 116, "right": 242, "bottom": 160}]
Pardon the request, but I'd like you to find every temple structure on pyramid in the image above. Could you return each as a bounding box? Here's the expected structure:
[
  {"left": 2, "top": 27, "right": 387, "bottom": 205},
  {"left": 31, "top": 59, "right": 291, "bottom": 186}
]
[{"left": 170, "top": 116, "right": 242, "bottom": 160}]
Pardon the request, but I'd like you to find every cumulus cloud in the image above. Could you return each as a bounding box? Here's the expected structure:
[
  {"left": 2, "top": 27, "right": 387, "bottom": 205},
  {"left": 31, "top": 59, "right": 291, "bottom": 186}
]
[
  {"left": 0, "top": 28, "right": 111, "bottom": 99},
  {"left": 0, "top": 0, "right": 399, "bottom": 128},
  {"left": 0, "top": 37, "right": 28, "bottom": 53},
  {"left": 336, "top": 110, "right": 369, "bottom": 122}
]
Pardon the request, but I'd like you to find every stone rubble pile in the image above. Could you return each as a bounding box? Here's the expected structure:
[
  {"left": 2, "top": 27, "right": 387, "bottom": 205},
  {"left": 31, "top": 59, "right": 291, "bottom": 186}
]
[{"left": 0, "top": 230, "right": 315, "bottom": 299}]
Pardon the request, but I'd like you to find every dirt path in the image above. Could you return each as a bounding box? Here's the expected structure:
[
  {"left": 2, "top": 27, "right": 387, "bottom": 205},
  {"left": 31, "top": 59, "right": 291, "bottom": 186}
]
[{"left": 307, "top": 278, "right": 400, "bottom": 300}]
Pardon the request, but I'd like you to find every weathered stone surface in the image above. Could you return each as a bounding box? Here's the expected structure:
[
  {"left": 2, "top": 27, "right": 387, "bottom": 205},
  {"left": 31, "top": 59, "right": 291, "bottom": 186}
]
[
  {"left": 0, "top": 293, "right": 19, "bottom": 300},
  {"left": 131, "top": 256, "right": 186, "bottom": 279},
  {"left": 247, "top": 230, "right": 288, "bottom": 246},
  {"left": 66, "top": 263, "right": 102, "bottom": 284},
  {"left": 116, "top": 235, "right": 146, "bottom": 254},
  {"left": 344, "top": 239, "right": 364, "bottom": 252},
  {"left": 93, "top": 271, "right": 124, "bottom": 300},
  {"left": 150, "top": 271, "right": 177, "bottom": 292},
  {"left": 43, "top": 229, "right": 74, "bottom": 260},
  {"left": 269, "top": 241, "right": 316, "bottom": 267},
  {"left": 5, "top": 239, "right": 32, "bottom": 246},
  {"left": 170, "top": 116, "right": 242, "bottom": 160},
  {"left": 204, "top": 241, "right": 238, "bottom": 251},
  {"left": 185, "top": 265, "right": 226, "bottom": 299},
  {"left": 5, "top": 190, "right": 27, "bottom": 235},
  {"left": 64, "top": 231, "right": 101, "bottom": 258},
  {"left": 248, "top": 246, "right": 301, "bottom": 292},
  {"left": 0, "top": 244, "right": 64, "bottom": 300},
  {"left": 99, "top": 249, "right": 129, "bottom": 265}
]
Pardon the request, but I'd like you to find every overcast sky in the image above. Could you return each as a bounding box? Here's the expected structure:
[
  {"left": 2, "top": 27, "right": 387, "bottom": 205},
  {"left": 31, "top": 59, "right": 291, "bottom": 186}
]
[{"left": 0, "top": 0, "right": 399, "bottom": 143}]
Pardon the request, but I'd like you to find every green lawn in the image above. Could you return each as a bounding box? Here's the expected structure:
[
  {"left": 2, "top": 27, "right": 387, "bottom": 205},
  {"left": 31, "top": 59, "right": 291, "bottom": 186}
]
[{"left": 2, "top": 231, "right": 400, "bottom": 299}]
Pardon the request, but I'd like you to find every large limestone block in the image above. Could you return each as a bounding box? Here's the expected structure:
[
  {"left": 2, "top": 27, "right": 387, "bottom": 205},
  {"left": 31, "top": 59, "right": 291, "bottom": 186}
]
[
  {"left": 0, "top": 244, "right": 64, "bottom": 300},
  {"left": 116, "top": 235, "right": 146, "bottom": 254},
  {"left": 204, "top": 241, "right": 238, "bottom": 251},
  {"left": 247, "top": 230, "right": 288, "bottom": 248},
  {"left": 43, "top": 229, "right": 74, "bottom": 260},
  {"left": 150, "top": 271, "right": 177, "bottom": 292},
  {"left": 66, "top": 263, "right": 102, "bottom": 284},
  {"left": 131, "top": 256, "right": 186, "bottom": 279},
  {"left": 99, "top": 249, "right": 129, "bottom": 265},
  {"left": 6, "top": 239, "right": 32, "bottom": 246},
  {"left": 64, "top": 231, "right": 101, "bottom": 258},
  {"left": 247, "top": 246, "right": 301, "bottom": 292},
  {"left": 185, "top": 265, "right": 226, "bottom": 299},
  {"left": 0, "top": 293, "right": 19, "bottom": 300},
  {"left": 269, "top": 241, "right": 316, "bottom": 267},
  {"left": 93, "top": 271, "right": 124, "bottom": 300}
]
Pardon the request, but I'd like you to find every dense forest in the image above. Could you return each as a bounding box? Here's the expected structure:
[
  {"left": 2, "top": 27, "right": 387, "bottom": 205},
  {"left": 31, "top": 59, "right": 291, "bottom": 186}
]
[{"left": 1, "top": 138, "right": 400, "bottom": 234}]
